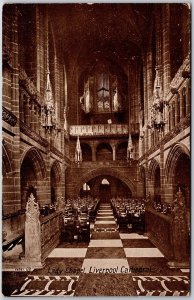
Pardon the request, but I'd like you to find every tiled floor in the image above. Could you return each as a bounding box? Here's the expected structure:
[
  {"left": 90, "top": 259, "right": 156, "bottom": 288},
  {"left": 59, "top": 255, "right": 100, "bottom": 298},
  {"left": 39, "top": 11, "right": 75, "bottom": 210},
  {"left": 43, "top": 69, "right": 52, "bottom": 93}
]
[{"left": 2, "top": 202, "right": 190, "bottom": 296}]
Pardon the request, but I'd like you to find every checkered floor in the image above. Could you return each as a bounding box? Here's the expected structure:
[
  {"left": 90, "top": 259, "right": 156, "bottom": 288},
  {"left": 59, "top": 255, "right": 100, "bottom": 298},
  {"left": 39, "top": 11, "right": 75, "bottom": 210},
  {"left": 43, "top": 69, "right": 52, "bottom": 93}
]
[{"left": 2, "top": 202, "right": 190, "bottom": 296}]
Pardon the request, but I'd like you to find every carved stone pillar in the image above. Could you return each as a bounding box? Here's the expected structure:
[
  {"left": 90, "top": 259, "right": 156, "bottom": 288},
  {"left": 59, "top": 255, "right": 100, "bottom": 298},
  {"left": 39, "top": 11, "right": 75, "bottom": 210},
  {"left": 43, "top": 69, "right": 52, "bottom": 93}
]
[
  {"left": 25, "top": 194, "right": 43, "bottom": 268},
  {"left": 168, "top": 190, "right": 190, "bottom": 268}
]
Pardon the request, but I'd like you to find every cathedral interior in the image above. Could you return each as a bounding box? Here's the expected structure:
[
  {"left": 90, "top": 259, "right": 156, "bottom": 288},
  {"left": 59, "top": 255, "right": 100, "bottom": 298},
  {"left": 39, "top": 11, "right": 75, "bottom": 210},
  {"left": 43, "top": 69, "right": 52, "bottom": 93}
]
[{"left": 2, "top": 3, "right": 191, "bottom": 296}]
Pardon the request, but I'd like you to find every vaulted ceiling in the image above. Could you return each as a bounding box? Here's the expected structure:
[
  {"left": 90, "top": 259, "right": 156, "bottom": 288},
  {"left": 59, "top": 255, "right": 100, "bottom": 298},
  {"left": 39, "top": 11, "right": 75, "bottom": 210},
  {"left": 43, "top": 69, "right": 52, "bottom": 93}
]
[{"left": 49, "top": 3, "right": 153, "bottom": 75}]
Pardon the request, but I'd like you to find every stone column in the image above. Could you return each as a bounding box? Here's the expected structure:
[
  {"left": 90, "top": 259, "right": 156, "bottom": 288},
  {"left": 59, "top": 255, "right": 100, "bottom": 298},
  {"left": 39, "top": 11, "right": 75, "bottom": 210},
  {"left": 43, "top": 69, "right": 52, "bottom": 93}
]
[
  {"left": 160, "top": 138, "right": 165, "bottom": 203},
  {"left": 112, "top": 145, "right": 116, "bottom": 161},
  {"left": 92, "top": 144, "right": 96, "bottom": 162},
  {"left": 11, "top": 6, "right": 21, "bottom": 213},
  {"left": 162, "top": 4, "right": 171, "bottom": 134},
  {"left": 146, "top": 48, "right": 153, "bottom": 150}
]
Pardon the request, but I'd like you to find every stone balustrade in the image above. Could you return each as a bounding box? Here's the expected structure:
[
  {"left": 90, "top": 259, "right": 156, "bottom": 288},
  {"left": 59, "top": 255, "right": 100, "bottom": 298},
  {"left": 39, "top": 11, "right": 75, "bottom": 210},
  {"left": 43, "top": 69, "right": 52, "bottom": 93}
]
[{"left": 70, "top": 124, "right": 129, "bottom": 137}]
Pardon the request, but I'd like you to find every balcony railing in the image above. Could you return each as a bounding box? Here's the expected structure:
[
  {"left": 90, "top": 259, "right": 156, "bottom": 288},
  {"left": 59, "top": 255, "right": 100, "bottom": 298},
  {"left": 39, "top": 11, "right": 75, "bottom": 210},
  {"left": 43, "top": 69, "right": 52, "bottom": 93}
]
[{"left": 69, "top": 124, "right": 139, "bottom": 137}]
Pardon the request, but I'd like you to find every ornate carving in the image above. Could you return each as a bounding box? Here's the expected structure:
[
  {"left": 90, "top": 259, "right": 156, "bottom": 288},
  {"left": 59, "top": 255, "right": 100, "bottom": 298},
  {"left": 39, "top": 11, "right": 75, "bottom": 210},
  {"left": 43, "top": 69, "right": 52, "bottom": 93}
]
[
  {"left": 25, "top": 193, "right": 41, "bottom": 263},
  {"left": 70, "top": 124, "right": 129, "bottom": 137},
  {"left": 170, "top": 54, "right": 190, "bottom": 90},
  {"left": 25, "top": 193, "right": 40, "bottom": 223},
  {"left": 19, "top": 67, "right": 38, "bottom": 97},
  {"left": 20, "top": 121, "right": 48, "bottom": 148},
  {"left": 2, "top": 106, "right": 17, "bottom": 127},
  {"left": 172, "top": 189, "right": 189, "bottom": 262},
  {"left": 162, "top": 115, "right": 190, "bottom": 145}
]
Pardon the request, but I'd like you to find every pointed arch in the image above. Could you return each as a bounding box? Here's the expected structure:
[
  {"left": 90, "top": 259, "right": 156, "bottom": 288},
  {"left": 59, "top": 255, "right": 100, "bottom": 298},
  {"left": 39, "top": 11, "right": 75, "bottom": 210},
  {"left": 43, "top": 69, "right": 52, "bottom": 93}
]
[
  {"left": 165, "top": 143, "right": 190, "bottom": 183},
  {"left": 76, "top": 167, "right": 136, "bottom": 196},
  {"left": 20, "top": 146, "right": 46, "bottom": 180},
  {"left": 51, "top": 160, "right": 62, "bottom": 183},
  {"left": 148, "top": 158, "right": 160, "bottom": 181}
]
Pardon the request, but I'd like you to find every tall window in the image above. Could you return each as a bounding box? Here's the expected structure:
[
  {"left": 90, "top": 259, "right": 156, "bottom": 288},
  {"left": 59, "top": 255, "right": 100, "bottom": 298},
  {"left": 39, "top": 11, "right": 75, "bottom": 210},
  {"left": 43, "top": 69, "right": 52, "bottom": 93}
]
[
  {"left": 182, "top": 87, "right": 187, "bottom": 118},
  {"left": 176, "top": 94, "right": 180, "bottom": 123},
  {"left": 169, "top": 110, "right": 171, "bottom": 131},
  {"left": 172, "top": 102, "right": 175, "bottom": 128}
]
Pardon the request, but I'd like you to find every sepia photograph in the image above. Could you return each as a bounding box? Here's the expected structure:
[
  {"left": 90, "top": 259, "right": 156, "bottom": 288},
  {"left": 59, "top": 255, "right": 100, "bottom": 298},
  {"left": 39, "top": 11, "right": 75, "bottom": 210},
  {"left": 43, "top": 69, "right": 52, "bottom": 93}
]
[{"left": 2, "top": 2, "right": 191, "bottom": 296}]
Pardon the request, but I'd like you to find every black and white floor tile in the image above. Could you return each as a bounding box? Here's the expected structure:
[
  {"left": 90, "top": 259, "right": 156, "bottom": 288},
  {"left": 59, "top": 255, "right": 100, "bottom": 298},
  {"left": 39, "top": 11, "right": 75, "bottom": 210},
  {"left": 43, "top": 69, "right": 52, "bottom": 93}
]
[{"left": 2, "top": 202, "right": 190, "bottom": 296}]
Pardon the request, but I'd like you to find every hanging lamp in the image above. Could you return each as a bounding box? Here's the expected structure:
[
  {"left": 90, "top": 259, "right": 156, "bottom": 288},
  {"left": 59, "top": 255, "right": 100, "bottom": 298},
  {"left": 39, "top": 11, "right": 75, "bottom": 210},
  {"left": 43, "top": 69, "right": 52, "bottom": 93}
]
[
  {"left": 41, "top": 13, "right": 56, "bottom": 133},
  {"left": 127, "top": 132, "right": 134, "bottom": 163},
  {"left": 75, "top": 135, "right": 82, "bottom": 166}
]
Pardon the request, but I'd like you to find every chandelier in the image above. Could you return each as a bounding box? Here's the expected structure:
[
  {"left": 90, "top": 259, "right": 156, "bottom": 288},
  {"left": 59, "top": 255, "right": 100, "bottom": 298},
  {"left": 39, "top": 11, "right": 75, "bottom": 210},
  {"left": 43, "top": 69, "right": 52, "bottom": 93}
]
[
  {"left": 41, "top": 70, "right": 58, "bottom": 133},
  {"left": 41, "top": 18, "right": 60, "bottom": 134},
  {"left": 149, "top": 66, "right": 166, "bottom": 132}
]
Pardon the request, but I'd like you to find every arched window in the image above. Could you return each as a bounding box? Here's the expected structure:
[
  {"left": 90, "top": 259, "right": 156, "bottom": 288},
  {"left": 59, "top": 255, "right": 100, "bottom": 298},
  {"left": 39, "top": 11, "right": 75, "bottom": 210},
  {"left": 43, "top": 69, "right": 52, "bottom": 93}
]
[
  {"left": 116, "top": 142, "right": 127, "bottom": 160},
  {"left": 83, "top": 183, "right": 90, "bottom": 191},
  {"left": 172, "top": 102, "right": 175, "bottom": 128},
  {"left": 96, "top": 143, "right": 112, "bottom": 161},
  {"left": 169, "top": 110, "right": 171, "bottom": 131},
  {"left": 101, "top": 178, "right": 110, "bottom": 185},
  {"left": 81, "top": 143, "right": 92, "bottom": 161},
  {"left": 176, "top": 94, "right": 180, "bottom": 124}
]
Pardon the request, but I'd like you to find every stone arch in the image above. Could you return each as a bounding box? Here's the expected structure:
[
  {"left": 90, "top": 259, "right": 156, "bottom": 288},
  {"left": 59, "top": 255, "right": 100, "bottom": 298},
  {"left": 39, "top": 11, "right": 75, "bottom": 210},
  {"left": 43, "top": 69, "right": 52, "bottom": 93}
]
[
  {"left": 81, "top": 142, "right": 92, "bottom": 161},
  {"left": 165, "top": 143, "right": 190, "bottom": 207},
  {"left": 96, "top": 142, "right": 113, "bottom": 161},
  {"left": 51, "top": 160, "right": 62, "bottom": 182},
  {"left": 148, "top": 158, "right": 161, "bottom": 202},
  {"left": 148, "top": 158, "right": 160, "bottom": 182},
  {"left": 75, "top": 167, "right": 136, "bottom": 196},
  {"left": 116, "top": 141, "right": 128, "bottom": 160},
  {"left": 20, "top": 147, "right": 46, "bottom": 208},
  {"left": 20, "top": 146, "right": 46, "bottom": 180},
  {"left": 165, "top": 143, "right": 190, "bottom": 184}
]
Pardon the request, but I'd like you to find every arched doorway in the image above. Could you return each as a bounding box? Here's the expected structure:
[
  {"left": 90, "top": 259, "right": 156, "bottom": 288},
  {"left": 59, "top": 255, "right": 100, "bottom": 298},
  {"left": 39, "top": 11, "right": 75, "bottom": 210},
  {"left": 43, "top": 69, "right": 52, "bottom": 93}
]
[
  {"left": 20, "top": 147, "right": 46, "bottom": 209},
  {"left": 96, "top": 143, "right": 112, "bottom": 161},
  {"left": 165, "top": 144, "right": 190, "bottom": 262},
  {"left": 21, "top": 157, "right": 38, "bottom": 209},
  {"left": 116, "top": 142, "right": 128, "bottom": 161},
  {"left": 173, "top": 153, "right": 190, "bottom": 208},
  {"left": 78, "top": 174, "right": 132, "bottom": 202},
  {"left": 99, "top": 178, "right": 111, "bottom": 202},
  {"left": 81, "top": 143, "right": 92, "bottom": 161}
]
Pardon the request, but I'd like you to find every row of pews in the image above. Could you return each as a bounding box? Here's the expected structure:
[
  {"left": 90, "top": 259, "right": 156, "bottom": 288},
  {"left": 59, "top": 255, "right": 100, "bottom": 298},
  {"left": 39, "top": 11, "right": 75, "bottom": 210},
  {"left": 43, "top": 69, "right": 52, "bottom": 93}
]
[
  {"left": 111, "top": 197, "right": 146, "bottom": 232},
  {"left": 61, "top": 196, "right": 100, "bottom": 242}
]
